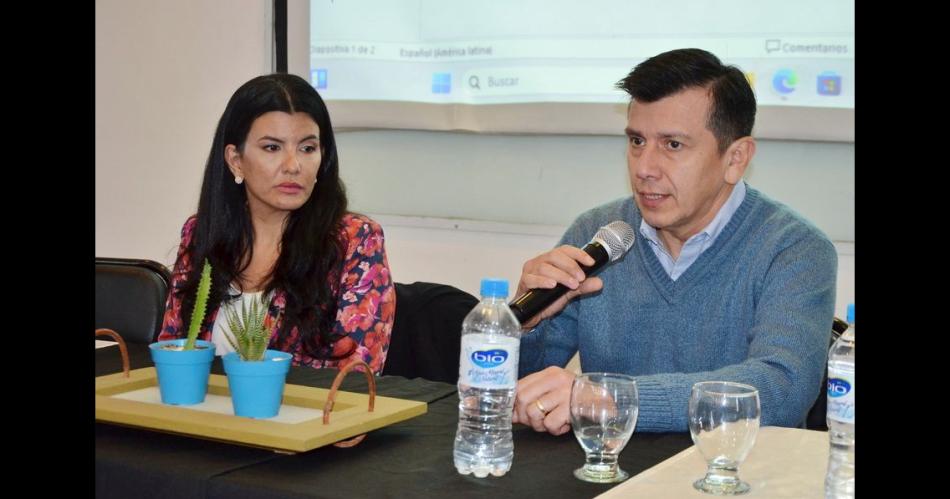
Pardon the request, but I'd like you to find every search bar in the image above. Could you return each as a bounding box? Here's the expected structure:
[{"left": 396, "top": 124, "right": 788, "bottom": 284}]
[{"left": 462, "top": 67, "right": 630, "bottom": 98}]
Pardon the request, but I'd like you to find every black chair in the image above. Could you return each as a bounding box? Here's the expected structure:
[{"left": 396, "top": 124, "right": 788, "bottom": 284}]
[
  {"left": 804, "top": 317, "right": 850, "bottom": 430},
  {"left": 96, "top": 257, "right": 172, "bottom": 344},
  {"left": 382, "top": 281, "right": 479, "bottom": 383}
]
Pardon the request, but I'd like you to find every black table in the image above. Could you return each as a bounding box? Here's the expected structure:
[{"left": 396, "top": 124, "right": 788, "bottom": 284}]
[{"left": 95, "top": 343, "right": 692, "bottom": 499}]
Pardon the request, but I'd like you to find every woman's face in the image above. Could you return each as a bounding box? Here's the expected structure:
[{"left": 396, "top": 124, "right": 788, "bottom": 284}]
[{"left": 225, "top": 111, "right": 322, "bottom": 220}]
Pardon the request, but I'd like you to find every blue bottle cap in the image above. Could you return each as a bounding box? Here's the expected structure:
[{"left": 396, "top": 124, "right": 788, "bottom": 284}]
[
  {"left": 846, "top": 303, "right": 854, "bottom": 324},
  {"left": 480, "top": 278, "right": 509, "bottom": 298}
]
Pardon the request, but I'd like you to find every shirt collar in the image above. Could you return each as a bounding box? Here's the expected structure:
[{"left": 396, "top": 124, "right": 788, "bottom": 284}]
[{"left": 638, "top": 180, "right": 747, "bottom": 252}]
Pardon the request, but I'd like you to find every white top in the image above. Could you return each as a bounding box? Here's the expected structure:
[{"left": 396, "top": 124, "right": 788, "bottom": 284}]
[{"left": 210, "top": 289, "right": 272, "bottom": 357}]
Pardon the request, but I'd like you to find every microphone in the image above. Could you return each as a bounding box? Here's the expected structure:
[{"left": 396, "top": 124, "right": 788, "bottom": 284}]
[{"left": 509, "top": 221, "right": 636, "bottom": 324}]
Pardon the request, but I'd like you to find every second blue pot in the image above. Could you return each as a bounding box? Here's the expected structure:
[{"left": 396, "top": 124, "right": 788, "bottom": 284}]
[{"left": 222, "top": 349, "right": 293, "bottom": 418}]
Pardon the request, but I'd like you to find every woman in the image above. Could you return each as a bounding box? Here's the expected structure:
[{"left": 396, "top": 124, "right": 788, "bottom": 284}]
[{"left": 158, "top": 73, "right": 394, "bottom": 374}]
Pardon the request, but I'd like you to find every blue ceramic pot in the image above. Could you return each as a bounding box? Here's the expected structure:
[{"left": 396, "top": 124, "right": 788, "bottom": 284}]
[
  {"left": 223, "top": 349, "right": 293, "bottom": 418},
  {"left": 148, "top": 339, "right": 216, "bottom": 405}
]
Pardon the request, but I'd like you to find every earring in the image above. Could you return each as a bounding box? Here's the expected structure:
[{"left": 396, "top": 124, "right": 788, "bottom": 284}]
[{"left": 235, "top": 176, "right": 244, "bottom": 185}]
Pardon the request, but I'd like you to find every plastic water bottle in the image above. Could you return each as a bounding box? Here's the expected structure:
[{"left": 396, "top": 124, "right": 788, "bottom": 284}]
[
  {"left": 454, "top": 278, "right": 522, "bottom": 478},
  {"left": 825, "top": 303, "right": 855, "bottom": 498}
]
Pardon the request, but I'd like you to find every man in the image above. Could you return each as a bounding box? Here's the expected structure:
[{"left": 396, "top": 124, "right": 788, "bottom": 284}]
[{"left": 511, "top": 48, "right": 836, "bottom": 434}]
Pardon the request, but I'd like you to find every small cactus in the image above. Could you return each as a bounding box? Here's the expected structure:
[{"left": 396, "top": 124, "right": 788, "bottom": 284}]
[
  {"left": 183, "top": 259, "right": 212, "bottom": 350},
  {"left": 223, "top": 293, "right": 272, "bottom": 361}
]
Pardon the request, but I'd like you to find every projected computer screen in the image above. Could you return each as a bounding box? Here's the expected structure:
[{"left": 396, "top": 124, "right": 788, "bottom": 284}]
[{"left": 296, "top": 0, "right": 854, "bottom": 140}]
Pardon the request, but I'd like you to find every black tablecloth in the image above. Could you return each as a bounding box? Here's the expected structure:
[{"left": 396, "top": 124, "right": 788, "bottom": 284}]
[{"left": 95, "top": 343, "right": 692, "bottom": 499}]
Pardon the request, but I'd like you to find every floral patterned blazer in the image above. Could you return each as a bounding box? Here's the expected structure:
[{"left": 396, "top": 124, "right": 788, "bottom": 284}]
[{"left": 157, "top": 213, "right": 395, "bottom": 374}]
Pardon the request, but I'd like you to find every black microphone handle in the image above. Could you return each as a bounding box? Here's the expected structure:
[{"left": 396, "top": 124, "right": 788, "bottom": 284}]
[{"left": 508, "top": 240, "right": 610, "bottom": 324}]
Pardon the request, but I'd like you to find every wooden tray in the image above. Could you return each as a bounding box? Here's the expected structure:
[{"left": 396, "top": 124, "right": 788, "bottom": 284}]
[{"left": 95, "top": 367, "right": 427, "bottom": 453}]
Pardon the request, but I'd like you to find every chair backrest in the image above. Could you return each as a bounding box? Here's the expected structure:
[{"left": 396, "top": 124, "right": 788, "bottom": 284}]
[
  {"left": 95, "top": 257, "right": 172, "bottom": 344},
  {"left": 804, "top": 316, "right": 850, "bottom": 430},
  {"left": 382, "top": 281, "right": 479, "bottom": 383}
]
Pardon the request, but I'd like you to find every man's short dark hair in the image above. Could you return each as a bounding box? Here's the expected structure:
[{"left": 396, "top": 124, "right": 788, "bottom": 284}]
[{"left": 617, "top": 48, "right": 756, "bottom": 153}]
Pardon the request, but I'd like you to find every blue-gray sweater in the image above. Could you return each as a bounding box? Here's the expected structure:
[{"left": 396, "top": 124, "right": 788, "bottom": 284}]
[{"left": 519, "top": 187, "right": 837, "bottom": 432}]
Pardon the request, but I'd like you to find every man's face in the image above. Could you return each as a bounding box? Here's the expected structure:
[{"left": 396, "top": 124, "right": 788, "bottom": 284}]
[{"left": 625, "top": 86, "right": 739, "bottom": 244}]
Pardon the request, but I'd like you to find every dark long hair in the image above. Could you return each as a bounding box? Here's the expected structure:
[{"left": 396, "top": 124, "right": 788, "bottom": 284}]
[
  {"left": 178, "top": 73, "right": 349, "bottom": 358},
  {"left": 616, "top": 48, "right": 756, "bottom": 153}
]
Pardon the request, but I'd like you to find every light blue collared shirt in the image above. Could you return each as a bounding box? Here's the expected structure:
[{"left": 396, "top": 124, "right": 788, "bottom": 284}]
[{"left": 639, "top": 181, "right": 747, "bottom": 281}]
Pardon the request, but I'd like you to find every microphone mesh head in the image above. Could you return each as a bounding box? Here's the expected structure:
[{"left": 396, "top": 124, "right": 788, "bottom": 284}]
[{"left": 594, "top": 221, "right": 636, "bottom": 261}]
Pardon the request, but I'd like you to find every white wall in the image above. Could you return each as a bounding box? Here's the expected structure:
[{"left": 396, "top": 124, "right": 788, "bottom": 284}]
[
  {"left": 96, "top": 0, "right": 855, "bottom": 320},
  {"left": 96, "top": 0, "right": 272, "bottom": 262},
  {"left": 336, "top": 130, "right": 854, "bottom": 241}
]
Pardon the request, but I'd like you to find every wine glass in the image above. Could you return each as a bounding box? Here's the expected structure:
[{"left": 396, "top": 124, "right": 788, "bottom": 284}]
[
  {"left": 688, "top": 381, "right": 760, "bottom": 495},
  {"left": 569, "top": 373, "right": 639, "bottom": 483}
]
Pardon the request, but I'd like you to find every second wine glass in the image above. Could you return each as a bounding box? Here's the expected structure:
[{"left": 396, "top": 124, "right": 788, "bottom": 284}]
[
  {"left": 688, "top": 381, "right": 760, "bottom": 495},
  {"left": 569, "top": 373, "right": 639, "bottom": 483}
]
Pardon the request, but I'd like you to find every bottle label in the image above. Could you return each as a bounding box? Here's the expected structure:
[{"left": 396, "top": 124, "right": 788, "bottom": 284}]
[
  {"left": 459, "top": 334, "right": 520, "bottom": 389},
  {"left": 827, "top": 368, "right": 854, "bottom": 424}
]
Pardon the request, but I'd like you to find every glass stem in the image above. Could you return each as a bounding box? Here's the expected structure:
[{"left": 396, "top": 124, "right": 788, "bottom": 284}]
[
  {"left": 703, "top": 465, "right": 741, "bottom": 487},
  {"left": 584, "top": 453, "right": 618, "bottom": 472}
]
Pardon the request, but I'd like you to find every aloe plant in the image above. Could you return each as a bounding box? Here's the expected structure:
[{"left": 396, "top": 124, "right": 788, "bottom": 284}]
[
  {"left": 183, "top": 259, "right": 212, "bottom": 350},
  {"left": 223, "top": 293, "right": 272, "bottom": 361}
]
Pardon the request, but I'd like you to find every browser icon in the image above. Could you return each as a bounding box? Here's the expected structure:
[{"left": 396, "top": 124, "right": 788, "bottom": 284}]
[{"left": 772, "top": 69, "right": 797, "bottom": 94}]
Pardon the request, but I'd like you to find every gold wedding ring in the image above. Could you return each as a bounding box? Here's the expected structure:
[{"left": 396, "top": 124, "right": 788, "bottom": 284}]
[{"left": 534, "top": 399, "right": 549, "bottom": 415}]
